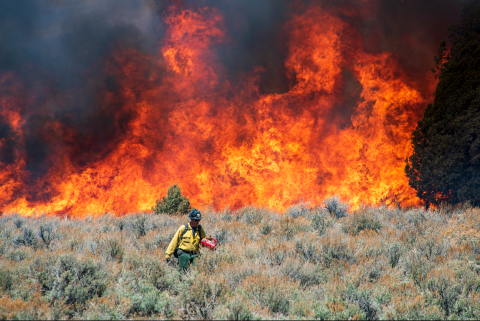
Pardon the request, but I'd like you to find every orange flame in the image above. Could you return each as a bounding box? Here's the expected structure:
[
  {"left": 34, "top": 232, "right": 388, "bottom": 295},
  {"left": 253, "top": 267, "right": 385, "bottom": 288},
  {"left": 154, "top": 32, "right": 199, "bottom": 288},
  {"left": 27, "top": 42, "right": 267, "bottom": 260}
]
[{"left": 0, "top": 5, "right": 430, "bottom": 216}]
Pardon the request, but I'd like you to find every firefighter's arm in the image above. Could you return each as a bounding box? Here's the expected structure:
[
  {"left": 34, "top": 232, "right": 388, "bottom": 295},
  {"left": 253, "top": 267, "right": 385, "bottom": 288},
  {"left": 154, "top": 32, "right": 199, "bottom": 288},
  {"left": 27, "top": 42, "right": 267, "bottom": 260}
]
[{"left": 165, "top": 225, "right": 185, "bottom": 257}]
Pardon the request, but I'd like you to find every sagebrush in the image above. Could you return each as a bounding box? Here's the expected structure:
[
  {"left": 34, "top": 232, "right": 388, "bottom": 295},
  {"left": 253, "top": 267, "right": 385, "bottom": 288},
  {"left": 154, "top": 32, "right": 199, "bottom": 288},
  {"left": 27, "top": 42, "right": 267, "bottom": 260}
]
[{"left": 1, "top": 202, "right": 480, "bottom": 319}]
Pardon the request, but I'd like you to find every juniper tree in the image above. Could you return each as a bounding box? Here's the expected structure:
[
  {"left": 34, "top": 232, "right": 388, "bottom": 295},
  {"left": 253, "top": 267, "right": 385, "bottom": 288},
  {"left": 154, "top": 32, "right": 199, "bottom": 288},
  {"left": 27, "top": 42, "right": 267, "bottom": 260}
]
[
  {"left": 406, "top": 0, "right": 480, "bottom": 207},
  {"left": 152, "top": 183, "right": 192, "bottom": 215}
]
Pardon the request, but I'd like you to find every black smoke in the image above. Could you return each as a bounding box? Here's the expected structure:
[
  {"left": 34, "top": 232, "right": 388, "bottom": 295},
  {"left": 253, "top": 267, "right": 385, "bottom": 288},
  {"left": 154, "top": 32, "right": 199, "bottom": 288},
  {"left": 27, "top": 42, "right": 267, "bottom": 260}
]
[{"left": 0, "top": 0, "right": 162, "bottom": 178}]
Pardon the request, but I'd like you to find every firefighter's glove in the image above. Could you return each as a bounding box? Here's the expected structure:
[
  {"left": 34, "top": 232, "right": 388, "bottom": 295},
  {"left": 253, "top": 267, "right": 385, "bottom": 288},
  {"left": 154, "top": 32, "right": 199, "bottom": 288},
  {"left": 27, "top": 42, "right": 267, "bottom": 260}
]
[
  {"left": 165, "top": 254, "right": 170, "bottom": 262},
  {"left": 205, "top": 236, "right": 212, "bottom": 241}
]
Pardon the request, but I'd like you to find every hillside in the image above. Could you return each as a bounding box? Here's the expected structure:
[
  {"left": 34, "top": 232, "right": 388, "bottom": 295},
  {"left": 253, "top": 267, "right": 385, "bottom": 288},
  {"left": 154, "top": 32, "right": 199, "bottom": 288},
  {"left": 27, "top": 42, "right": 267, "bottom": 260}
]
[{"left": 1, "top": 202, "right": 480, "bottom": 319}]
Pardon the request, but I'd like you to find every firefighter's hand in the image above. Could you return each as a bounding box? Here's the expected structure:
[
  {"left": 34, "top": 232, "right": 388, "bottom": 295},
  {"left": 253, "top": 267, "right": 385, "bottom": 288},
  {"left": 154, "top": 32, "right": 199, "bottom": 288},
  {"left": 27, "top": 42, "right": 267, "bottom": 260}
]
[
  {"left": 165, "top": 254, "right": 170, "bottom": 262},
  {"left": 205, "top": 236, "right": 212, "bottom": 241}
]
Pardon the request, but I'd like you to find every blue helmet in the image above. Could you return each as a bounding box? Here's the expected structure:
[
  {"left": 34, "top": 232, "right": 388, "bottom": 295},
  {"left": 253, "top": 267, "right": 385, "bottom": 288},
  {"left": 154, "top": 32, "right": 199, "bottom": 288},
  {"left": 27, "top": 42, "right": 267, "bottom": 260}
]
[{"left": 188, "top": 209, "right": 202, "bottom": 220}]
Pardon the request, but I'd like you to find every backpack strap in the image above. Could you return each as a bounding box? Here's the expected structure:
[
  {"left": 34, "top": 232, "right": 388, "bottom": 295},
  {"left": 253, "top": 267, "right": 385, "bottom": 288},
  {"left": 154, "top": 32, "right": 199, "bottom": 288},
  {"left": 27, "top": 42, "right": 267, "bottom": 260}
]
[
  {"left": 174, "top": 223, "right": 190, "bottom": 257},
  {"left": 180, "top": 223, "right": 189, "bottom": 239},
  {"left": 181, "top": 223, "right": 201, "bottom": 239}
]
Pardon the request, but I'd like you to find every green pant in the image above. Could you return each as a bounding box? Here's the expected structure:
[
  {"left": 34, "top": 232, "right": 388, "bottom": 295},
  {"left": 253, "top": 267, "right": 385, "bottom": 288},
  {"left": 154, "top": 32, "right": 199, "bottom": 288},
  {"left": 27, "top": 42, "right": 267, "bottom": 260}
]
[{"left": 178, "top": 252, "right": 198, "bottom": 272}]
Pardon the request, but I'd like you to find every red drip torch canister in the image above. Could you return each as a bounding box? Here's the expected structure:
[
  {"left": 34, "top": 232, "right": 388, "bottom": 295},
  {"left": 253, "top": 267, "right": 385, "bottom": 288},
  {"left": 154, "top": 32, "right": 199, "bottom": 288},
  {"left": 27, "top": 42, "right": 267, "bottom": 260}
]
[{"left": 201, "top": 237, "right": 217, "bottom": 250}]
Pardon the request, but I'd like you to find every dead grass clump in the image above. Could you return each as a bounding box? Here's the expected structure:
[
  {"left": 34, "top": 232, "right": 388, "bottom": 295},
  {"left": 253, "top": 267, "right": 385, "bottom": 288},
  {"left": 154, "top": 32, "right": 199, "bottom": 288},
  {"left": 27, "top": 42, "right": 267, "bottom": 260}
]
[
  {"left": 262, "top": 241, "right": 295, "bottom": 266},
  {"left": 0, "top": 290, "right": 55, "bottom": 320},
  {"left": 82, "top": 293, "right": 131, "bottom": 320},
  {"left": 320, "top": 235, "right": 355, "bottom": 267},
  {"left": 220, "top": 262, "right": 256, "bottom": 291}
]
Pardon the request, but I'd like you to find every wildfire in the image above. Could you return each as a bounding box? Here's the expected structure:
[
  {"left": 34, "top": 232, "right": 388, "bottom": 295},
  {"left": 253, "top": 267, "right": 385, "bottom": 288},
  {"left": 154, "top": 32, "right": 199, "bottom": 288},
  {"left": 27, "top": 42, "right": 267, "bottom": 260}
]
[{"left": 0, "top": 4, "right": 429, "bottom": 216}]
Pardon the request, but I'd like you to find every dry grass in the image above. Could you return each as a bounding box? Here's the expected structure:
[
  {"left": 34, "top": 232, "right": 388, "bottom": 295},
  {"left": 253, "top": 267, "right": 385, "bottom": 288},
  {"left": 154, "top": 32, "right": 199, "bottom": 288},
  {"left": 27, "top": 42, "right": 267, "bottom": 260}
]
[{"left": 1, "top": 203, "right": 480, "bottom": 319}]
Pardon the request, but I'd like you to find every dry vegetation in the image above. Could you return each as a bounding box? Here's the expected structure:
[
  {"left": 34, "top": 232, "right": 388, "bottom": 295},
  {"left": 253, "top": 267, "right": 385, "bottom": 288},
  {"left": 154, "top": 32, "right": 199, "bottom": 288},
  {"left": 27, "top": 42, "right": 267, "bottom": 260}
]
[{"left": 1, "top": 199, "right": 480, "bottom": 320}]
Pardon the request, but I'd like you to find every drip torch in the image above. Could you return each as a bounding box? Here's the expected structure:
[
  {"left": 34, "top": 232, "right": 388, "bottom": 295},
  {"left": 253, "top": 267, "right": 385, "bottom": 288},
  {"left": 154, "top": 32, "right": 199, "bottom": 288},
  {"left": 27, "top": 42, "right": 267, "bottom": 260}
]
[{"left": 201, "top": 237, "right": 217, "bottom": 250}]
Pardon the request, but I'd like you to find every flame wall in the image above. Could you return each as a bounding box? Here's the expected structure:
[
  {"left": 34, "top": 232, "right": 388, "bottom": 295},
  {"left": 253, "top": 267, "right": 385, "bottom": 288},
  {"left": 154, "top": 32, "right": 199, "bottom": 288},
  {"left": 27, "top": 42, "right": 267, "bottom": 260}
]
[{"left": 0, "top": 1, "right": 462, "bottom": 216}]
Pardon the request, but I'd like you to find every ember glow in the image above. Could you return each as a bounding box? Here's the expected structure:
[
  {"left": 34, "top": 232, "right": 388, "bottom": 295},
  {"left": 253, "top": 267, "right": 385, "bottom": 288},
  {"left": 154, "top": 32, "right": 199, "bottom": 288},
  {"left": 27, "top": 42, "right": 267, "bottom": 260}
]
[{"left": 0, "top": 2, "right": 454, "bottom": 216}]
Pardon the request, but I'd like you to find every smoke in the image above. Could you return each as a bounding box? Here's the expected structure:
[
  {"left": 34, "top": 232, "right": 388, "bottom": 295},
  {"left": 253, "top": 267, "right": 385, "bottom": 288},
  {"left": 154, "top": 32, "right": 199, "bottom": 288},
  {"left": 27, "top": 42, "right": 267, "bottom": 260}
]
[
  {"left": 0, "top": 0, "right": 162, "bottom": 177},
  {"left": 179, "top": 0, "right": 463, "bottom": 95}
]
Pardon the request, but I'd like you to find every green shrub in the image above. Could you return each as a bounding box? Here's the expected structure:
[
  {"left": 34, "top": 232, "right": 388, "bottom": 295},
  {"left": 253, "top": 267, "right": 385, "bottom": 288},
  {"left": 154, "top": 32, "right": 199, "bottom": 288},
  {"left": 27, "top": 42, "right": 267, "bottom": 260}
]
[
  {"left": 314, "top": 304, "right": 334, "bottom": 320},
  {"left": 131, "top": 215, "right": 148, "bottom": 238},
  {"left": 324, "top": 297, "right": 365, "bottom": 320},
  {"left": 51, "top": 255, "right": 107, "bottom": 308},
  {"left": 387, "top": 242, "right": 402, "bottom": 268},
  {"left": 147, "top": 261, "right": 176, "bottom": 292},
  {"left": 38, "top": 222, "right": 56, "bottom": 248},
  {"left": 81, "top": 293, "right": 131, "bottom": 320},
  {"left": 105, "top": 238, "right": 124, "bottom": 262},
  {"left": 375, "top": 290, "right": 392, "bottom": 306},
  {"left": 282, "top": 260, "right": 325, "bottom": 287},
  {"left": 295, "top": 239, "right": 321, "bottom": 264},
  {"left": 264, "top": 247, "right": 288, "bottom": 266},
  {"left": 285, "top": 202, "right": 309, "bottom": 219},
  {"left": 0, "top": 241, "right": 5, "bottom": 257},
  {"left": 226, "top": 296, "right": 257, "bottom": 320},
  {"left": 344, "top": 285, "right": 379, "bottom": 320},
  {"left": 0, "top": 227, "right": 12, "bottom": 242},
  {"left": 263, "top": 287, "right": 290, "bottom": 314},
  {"left": 453, "top": 293, "right": 480, "bottom": 319},
  {"left": 13, "top": 227, "right": 38, "bottom": 249},
  {"left": 7, "top": 248, "right": 29, "bottom": 262},
  {"left": 238, "top": 275, "right": 294, "bottom": 315},
  {"left": 212, "top": 226, "right": 230, "bottom": 243},
  {"left": 0, "top": 268, "right": 13, "bottom": 292},
  {"left": 343, "top": 211, "right": 382, "bottom": 235},
  {"left": 30, "top": 255, "right": 56, "bottom": 293},
  {"left": 311, "top": 210, "right": 334, "bottom": 236},
  {"left": 13, "top": 216, "right": 25, "bottom": 228},
  {"left": 403, "top": 252, "right": 433, "bottom": 288},
  {"left": 119, "top": 279, "right": 172, "bottom": 317},
  {"left": 324, "top": 196, "right": 349, "bottom": 218},
  {"left": 418, "top": 235, "right": 446, "bottom": 261},
  {"left": 236, "top": 206, "right": 265, "bottom": 225},
  {"left": 260, "top": 222, "right": 273, "bottom": 235},
  {"left": 279, "top": 217, "right": 306, "bottom": 241},
  {"left": 426, "top": 268, "right": 462, "bottom": 317},
  {"left": 321, "top": 239, "right": 354, "bottom": 267},
  {"left": 152, "top": 183, "right": 191, "bottom": 215},
  {"left": 186, "top": 275, "right": 227, "bottom": 319}
]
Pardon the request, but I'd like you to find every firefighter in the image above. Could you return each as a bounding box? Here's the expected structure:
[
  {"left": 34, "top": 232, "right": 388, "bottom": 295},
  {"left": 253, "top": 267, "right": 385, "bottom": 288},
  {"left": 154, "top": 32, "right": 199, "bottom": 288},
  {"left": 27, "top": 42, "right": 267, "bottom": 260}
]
[{"left": 165, "top": 208, "right": 213, "bottom": 272}]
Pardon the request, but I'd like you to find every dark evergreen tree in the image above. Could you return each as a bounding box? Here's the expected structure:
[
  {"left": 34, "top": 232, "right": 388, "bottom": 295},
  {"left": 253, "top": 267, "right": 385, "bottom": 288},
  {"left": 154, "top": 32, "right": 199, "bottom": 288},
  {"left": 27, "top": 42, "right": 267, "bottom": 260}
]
[
  {"left": 406, "top": 0, "right": 480, "bottom": 207},
  {"left": 152, "top": 183, "right": 192, "bottom": 215}
]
